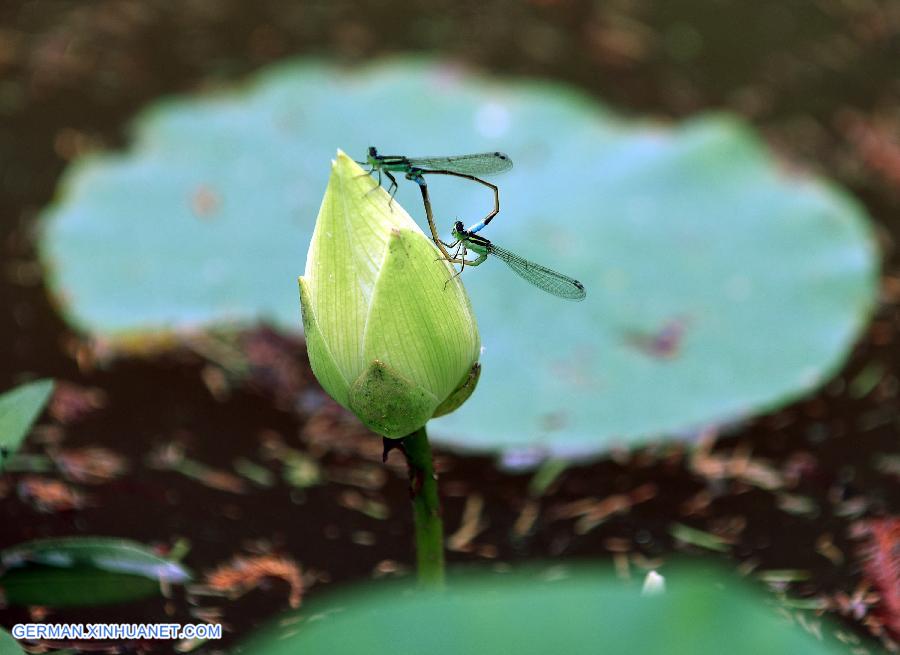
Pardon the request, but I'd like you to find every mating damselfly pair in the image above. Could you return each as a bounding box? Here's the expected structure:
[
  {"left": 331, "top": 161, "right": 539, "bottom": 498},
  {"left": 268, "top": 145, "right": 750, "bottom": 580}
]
[{"left": 359, "top": 147, "right": 586, "bottom": 301}]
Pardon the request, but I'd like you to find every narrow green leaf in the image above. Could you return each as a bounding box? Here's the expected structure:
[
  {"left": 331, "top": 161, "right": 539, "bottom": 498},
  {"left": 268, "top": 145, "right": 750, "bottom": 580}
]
[
  {"left": 0, "top": 379, "right": 53, "bottom": 473},
  {"left": 0, "top": 537, "right": 191, "bottom": 607},
  {"left": 670, "top": 523, "right": 731, "bottom": 552}
]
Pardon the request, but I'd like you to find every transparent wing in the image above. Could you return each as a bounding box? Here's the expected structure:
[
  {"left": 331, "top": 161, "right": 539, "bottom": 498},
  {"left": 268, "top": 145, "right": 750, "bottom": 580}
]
[
  {"left": 488, "top": 243, "right": 586, "bottom": 301},
  {"left": 407, "top": 152, "right": 513, "bottom": 176}
]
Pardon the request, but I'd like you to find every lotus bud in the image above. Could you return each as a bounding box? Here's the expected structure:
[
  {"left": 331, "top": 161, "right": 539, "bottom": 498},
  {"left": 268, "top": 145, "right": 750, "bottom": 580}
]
[{"left": 299, "top": 151, "right": 481, "bottom": 438}]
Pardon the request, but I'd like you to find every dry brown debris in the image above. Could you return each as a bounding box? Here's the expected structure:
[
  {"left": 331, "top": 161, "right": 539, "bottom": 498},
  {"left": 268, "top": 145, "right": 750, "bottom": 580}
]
[{"left": 204, "top": 554, "right": 304, "bottom": 609}]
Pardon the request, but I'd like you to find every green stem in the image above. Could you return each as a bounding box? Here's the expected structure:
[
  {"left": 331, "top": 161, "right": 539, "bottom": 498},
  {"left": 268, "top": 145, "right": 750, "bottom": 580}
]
[{"left": 400, "top": 426, "right": 445, "bottom": 587}]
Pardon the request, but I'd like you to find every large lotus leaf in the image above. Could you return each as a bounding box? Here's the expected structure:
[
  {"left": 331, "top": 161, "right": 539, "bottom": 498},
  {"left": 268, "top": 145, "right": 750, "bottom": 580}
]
[
  {"left": 0, "top": 628, "right": 23, "bottom": 655},
  {"left": 39, "top": 59, "right": 878, "bottom": 453},
  {"left": 234, "top": 564, "right": 843, "bottom": 655}
]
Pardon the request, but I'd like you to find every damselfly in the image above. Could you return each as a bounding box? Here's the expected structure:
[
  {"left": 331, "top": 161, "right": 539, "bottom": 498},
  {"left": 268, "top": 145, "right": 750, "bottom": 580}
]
[
  {"left": 360, "top": 147, "right": 513, "bottom": 234},
  {"left": 448, "top": 221, "right": 586, "bottom": 301}
]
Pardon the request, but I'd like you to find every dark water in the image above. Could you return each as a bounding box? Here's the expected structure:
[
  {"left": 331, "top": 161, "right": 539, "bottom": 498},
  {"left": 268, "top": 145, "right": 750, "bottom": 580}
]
[{"left": 1, "top": 1, "right": 899, "bottom": 652}]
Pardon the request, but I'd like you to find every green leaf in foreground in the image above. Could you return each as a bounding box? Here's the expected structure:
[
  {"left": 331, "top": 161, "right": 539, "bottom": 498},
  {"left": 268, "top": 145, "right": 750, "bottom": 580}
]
[
  {"left": 0, "top": 379, "right": 53, "bottom": 472},
  {"left": 39, "top": 59, "right": 878, "bottom": 454},
  {"left": 234, "top": 564, "right": 843, "bottom": 655},
  {"left": 0, "top": 628, "right": 23, "bottom": 655},
  {"left": 0, "top": 537, "right": 191, "bottom": 607}
]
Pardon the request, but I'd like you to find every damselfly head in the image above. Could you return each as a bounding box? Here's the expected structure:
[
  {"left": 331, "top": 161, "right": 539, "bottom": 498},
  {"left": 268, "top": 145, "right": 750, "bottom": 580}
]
[
  {"left": 355, "top": 146, "right": 379, "bottom": 167},
  {"left": 452, "top": 220, "right": 465, "bottom": 235}
]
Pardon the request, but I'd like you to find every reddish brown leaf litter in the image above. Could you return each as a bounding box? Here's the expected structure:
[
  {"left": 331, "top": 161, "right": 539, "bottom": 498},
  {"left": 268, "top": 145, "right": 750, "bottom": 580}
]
[
  {"left": 202, "top": 555, "right": 305, "bottom": 609},
  {"left": 16, "top": 476, "right": 89, "bottom": 513},
  {"left": 447, "top": 494, "right": 487, "bottom": 551},
  {"left": 0, "top": 321, "right": 895, "bottom": 652},
  {"left": 689, "top": 431, "right": 785, "bottom": 492},
  {"left": 48, "top": 382, "right": 108, "bottom": 425},
  {"left": 53, "top": 447, "right": 128, "bottom": 485},
  {"left": 855, "top": 518, "right": 900, "bottom": 644},
  {"left": 836, "top": 111, "right": 900, "bottom": 191},
  {"left": 548, "top": 482, "right": 658, "bottom": 535},
  {"left": 240, "top": 327, "right": 310, "bottom": 403}
]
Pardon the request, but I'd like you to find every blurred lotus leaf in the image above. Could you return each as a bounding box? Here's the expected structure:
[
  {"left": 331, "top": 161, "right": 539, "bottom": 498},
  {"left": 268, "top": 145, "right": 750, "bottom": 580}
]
[
  {"left": 0, "top": 627, "right": 23, "bottom": 655},
  {"left": 39, "top": 59, "right": 878, "bottom": 454},
  {"left": 234, "top": 564, "right": 844, "bottom": 655}
]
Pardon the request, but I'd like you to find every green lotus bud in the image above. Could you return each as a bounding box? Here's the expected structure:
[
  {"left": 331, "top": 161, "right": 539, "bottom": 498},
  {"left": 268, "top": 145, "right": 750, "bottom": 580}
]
[{"left": 299, "top": 151, "right": 481, "bottom": 438}]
